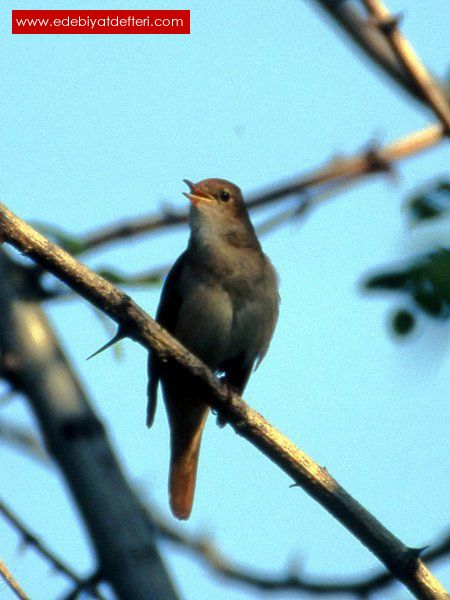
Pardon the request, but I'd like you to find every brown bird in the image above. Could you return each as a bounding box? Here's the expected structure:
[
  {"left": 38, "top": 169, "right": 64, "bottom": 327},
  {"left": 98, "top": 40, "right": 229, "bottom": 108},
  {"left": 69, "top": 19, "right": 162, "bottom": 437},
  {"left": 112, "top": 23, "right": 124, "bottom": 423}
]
[{"left": 147, "top": 178, "right": 279, "bottom": 519}]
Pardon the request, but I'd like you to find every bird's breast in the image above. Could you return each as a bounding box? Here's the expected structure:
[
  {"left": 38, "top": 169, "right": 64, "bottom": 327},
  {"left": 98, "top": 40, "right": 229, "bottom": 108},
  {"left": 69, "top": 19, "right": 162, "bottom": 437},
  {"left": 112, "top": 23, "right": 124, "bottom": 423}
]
[{"left": 175, "top": 248, "right": 278, "bottom": 370}]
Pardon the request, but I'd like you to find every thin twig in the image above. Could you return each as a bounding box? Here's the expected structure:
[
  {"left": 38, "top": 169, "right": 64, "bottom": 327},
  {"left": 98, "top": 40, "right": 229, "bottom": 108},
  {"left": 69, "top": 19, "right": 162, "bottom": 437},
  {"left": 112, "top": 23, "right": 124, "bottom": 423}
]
[
  {"left": 362, "top": 0, "right": 450, "bottom": 132},
  {"left": 310, "top": 0, "right": 424, "bottom": 102},
  {"left": 0, "top": 204, "right": 448, "bottom": 600},
  {"left": 153, "top": 506, "right": 450, "bottom": 597},
  {"left": 58, "top": 571, "right": 103, "bottom": 600},
  {"left": 0, "top": 418, "right": 48, "bottom": 462},
  {"left": 40, "top": 180, "right": 362, "bottom": 302},
  {"left": 0, "top": 556, "right": 30, "bottom": 600},
  {"left": 72, "top": 123, "right": 443, "bottom": 253},
  {"left": 0, "top": 498, "right": 106, "bottom": 599}
]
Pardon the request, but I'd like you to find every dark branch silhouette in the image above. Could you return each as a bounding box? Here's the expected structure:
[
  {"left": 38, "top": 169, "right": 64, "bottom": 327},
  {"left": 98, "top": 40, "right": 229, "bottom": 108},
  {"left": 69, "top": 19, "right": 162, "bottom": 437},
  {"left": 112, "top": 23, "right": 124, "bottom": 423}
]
[
  {"left": 0, "top": 249, "right": 179, "bottom": 600},
  {"left": 153, "top": 505, "right": 450, "bottom": 597},
  {"left": 0, "top": 498, "right": 105, "bottom": 599}
]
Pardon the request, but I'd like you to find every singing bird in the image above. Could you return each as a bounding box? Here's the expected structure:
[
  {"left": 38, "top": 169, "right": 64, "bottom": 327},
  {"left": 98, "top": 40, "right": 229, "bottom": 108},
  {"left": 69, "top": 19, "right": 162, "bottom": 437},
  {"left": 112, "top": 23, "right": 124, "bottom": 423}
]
[{"left": 147, "top": 178, "right": 279, "bottom": 520}]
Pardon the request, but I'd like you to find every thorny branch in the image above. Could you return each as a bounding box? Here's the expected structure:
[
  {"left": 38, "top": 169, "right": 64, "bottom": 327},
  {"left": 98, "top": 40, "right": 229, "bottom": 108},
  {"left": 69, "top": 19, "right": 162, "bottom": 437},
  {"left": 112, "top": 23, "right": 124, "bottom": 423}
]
[
  {"left": 310, "top": 0, "right": 422, "bottom": 102},
  {"left": 2, "top": 4, "right": 449, "bottom": 599},
  {"left": 0, "top": 204, "right": 448, "bottom": 600},
  {"left": 59, "top": 123, "right": 443, "bottom": 255},
  {"left": 153, "top": 507, "right": 450, "bottom": 597},
  {"left": 311, "top": 0, "right": 450, "bottom": 110},
  {"left": 362, "top": 0, "right": 450, "bottom": 132}
]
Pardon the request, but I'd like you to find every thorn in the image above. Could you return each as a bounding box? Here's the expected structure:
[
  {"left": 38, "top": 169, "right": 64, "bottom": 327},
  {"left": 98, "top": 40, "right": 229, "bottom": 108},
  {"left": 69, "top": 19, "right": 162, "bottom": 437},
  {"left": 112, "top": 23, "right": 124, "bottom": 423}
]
[
  {"left": 365, "top": 146, "right": 392, "bottom": 175},
  {"left": 408, "top": 545, "right": 429, "bottom": 558},
  {"left": 370, "top": 13, "right": 402, "bottom": 35},
  {"left": 289, "top": 482, "right": 300, "bottom": 488},
  {"left": 286, "top": 554, "right": 302, "bottom": 578},
  {"left": 87, "top": 329, "right": 126, "bottom": 360},
  {"left": 215, "top": 412, "right": 227, "bottom": 428}
]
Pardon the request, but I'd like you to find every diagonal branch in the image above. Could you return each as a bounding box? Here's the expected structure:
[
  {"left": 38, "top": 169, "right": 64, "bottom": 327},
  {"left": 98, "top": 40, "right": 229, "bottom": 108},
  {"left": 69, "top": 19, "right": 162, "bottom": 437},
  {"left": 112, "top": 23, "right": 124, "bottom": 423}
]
[
  {"left": 1, "top": 203, "right": 448, "bottom": 599},
  {"left": 0, "top": 557, "right": 30, "bottom": 600},
  {"left": 0, "top": 498, "right": 105, "bottom": 599},
  {"left": 362, "top": 0, "right": 450, "bottom": 131},
  {"left": 154, "top": 506, "right": 450, "bottom": 597},
  {"left": 75, "top": 123, "right": 443, "bottom": 253},
  {"left": 309, "top": 0, "right": 424, "bottom": 103},
  {"left": 0, "top": 250, "right": 179, "bottom": 600},
  {"left": 0, "top": 417, "right": 48, "bottom": 462}
]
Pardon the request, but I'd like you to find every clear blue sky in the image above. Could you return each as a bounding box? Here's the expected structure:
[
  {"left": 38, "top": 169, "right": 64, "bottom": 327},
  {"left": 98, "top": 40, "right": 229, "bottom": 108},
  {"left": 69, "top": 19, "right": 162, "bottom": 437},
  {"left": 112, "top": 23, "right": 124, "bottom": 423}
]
[{"left": 1, "top": 1, "right": 450, "bottom": 599}]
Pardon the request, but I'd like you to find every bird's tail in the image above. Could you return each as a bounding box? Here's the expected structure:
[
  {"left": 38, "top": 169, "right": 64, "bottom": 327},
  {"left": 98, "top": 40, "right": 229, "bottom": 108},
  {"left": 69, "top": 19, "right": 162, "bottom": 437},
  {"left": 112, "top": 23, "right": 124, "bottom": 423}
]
[{"left": 168, "top": 402, "right": 209, "bottom": 520}]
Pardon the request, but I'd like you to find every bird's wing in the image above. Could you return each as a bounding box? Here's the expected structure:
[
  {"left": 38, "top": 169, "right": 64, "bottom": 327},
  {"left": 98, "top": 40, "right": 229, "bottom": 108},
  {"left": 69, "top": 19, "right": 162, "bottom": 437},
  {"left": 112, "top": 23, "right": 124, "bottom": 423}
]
[{"left": 146, "top": 251, "right": 187, "bottom": 427}]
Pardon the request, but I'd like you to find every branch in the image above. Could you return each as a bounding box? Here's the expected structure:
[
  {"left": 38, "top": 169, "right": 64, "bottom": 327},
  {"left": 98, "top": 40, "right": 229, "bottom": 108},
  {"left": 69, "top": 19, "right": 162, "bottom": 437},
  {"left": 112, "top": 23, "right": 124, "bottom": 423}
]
[
  {"left": 0, "top": 250, "right": 179, "bottom": 600},
  {"left": 0, "top": 498, "right": 104, "bottom": 599},
  {"left": 0, "top": 558, "right": 31, "bottom": 600},
  {"left": 38, "top": 179, "right": 365, "bottom": 302},
  {"left": 63, "top": 123, "right": 442, "bottom": 254},
  {"left": 0, "top": 417, "right": 48, "bottom": 463},
  {"left": 58, "top": 572, "right": 103, "bottom": 600},
  {"left": 154, "top": 506, "right": 450, "bottom": 597},
  {"left": 362, "top": 0, "right": 450, "bottom": 132},
  {"left": 0, "top": 557, "right": 30, "bottom": 600},
  {"left": 309, "top": 0, "right": 425, "bottom": 103},
  {"left": 1, "top": 205, "right": 448, "bottom": 599}
]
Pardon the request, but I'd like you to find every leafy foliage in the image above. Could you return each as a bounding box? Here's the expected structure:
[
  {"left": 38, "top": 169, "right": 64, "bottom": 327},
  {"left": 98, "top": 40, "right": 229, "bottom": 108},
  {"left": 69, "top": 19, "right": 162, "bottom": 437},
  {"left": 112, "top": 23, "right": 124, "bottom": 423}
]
[
  {"left": 406, "top": 180, "right": 450, "bottom": 224},
  {"left": 363, "top": 180, "right": 450, "bottom": 336},
  {"left": 32, "top": 222, "right": 88, "bottom": 255},
  {"left": 364, "top": 248, "right": 450, "bottom": 335},
  {"left": 391, "top": 309, "right": 415, "bottom": 336},
  {"left": 364, "top": 179, "right": 450, "bottom": 336}
]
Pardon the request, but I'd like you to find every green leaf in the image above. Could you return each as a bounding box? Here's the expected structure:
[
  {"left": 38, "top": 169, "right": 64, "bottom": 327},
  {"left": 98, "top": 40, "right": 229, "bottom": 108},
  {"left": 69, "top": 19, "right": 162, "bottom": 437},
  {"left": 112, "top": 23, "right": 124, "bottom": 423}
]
[
  {"left": 406, "top": 180, "right": 450, "bottom": 224},
  {"left": 364, "top": 272, "right": 408, "bottom": 290},
  {"left": 413, "top": 287, "right": 444, "bottom": 317},
  {"left": 364, "top": 248, "right": 450, "bottom": 323},
  {"left": 392, "top": 310, "right": 415, "bottom": 336}
]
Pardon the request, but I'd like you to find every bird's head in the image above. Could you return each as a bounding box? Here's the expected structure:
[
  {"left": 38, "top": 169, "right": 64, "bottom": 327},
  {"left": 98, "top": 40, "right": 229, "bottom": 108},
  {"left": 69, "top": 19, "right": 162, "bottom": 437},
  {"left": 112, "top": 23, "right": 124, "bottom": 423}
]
[{"left": 183, "top": 178, "right": 256, "bottom": 248}]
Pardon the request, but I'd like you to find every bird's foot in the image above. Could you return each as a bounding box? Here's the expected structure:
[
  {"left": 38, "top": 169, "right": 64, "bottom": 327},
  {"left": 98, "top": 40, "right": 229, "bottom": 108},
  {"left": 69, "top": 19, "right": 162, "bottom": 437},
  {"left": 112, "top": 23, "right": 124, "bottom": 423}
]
[{"left": 214, "top": 379, "right": 240, "bottom": 428}]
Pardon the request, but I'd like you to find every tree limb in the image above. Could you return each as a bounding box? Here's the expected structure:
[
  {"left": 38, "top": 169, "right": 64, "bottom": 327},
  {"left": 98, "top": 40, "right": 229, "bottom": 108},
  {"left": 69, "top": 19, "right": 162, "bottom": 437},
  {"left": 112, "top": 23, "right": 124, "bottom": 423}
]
[
  {"left": 1, "top": 204, "right": 448, "bottom": 599},
  {"left": 0, "top": 498, "right": 105, "bottom": 599},
  {"left": 362, "top": 0, "right": 450, "bottom": 131},
  {"left": 153, "top": 506, "right": 450, "bottom": 597},
  {"left": 309, "top": 0, "right": 425, "bottom": 103},
  {"left": 0, "top": 250, "right": 179, "bottom": 600},
  {"left": 65, "top": 123, "right": 443, "bottom": 254},
  {"left": 0, "top": 417, "right": 48, "bottom": 462}
]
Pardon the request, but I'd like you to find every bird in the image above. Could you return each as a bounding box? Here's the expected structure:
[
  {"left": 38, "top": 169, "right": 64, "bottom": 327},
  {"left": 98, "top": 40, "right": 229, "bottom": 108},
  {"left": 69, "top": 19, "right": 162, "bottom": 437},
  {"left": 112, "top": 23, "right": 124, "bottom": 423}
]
[{"left": 147, "top": 178, "right": 279, "bottom": 520}]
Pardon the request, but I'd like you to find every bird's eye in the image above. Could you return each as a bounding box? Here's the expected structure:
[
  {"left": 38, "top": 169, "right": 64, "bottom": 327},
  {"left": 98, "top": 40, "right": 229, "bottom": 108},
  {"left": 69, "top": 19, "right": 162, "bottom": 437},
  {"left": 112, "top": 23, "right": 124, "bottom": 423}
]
[{"left": 219, "top": 189, "right": 231, "bottom": 202}]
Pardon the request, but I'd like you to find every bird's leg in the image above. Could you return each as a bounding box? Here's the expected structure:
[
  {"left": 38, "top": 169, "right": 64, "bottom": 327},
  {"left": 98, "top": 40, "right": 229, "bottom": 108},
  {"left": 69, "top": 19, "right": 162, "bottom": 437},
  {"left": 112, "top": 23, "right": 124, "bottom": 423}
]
[{"left": 214, "top": 376, "right": 240, "bottom": 428}]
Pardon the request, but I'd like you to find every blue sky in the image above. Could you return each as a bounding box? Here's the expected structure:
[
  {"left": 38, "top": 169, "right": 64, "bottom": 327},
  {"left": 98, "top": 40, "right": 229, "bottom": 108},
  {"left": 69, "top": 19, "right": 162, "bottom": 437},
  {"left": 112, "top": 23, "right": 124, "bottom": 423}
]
[{"left": 1, "top": 1, "right": 450, "bottom": 599}]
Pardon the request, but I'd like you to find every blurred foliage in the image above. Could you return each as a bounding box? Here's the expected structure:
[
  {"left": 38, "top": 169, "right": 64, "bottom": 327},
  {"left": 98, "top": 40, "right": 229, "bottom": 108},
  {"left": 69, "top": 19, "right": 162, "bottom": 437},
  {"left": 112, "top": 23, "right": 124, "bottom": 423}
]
[
  {"left": 365, "top": 179, "right": 450, "bottom": 336},
  {"left": 366, "top": 248, "right": 450, "bottom": 317},
  {"left": 391, "top": 309, "right": 415, "bottom": 336},
  {"left": 96, "top": 267, "right": 164, "bottom": 287},
  {"left": 33, "top": 222, "right": 88, "bottom": 255},
  {"left": 32, "top": 223, "right": 165, "bottom": 292},
  {"left": 406, "top": 180, "right": 450, "bottom": 224}
]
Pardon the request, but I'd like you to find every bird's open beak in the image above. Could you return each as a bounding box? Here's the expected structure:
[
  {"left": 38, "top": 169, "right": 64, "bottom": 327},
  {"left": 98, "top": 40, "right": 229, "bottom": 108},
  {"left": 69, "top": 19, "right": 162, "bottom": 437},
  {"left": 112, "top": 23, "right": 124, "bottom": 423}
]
[{"left": 183, "top": 180, "right": 214, "bottom": 205}]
